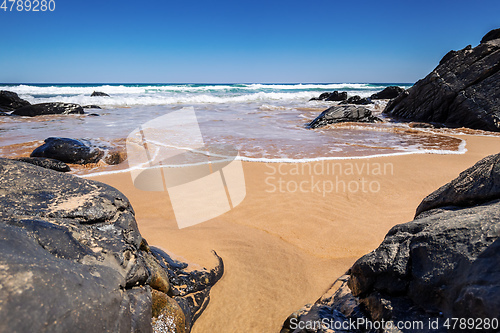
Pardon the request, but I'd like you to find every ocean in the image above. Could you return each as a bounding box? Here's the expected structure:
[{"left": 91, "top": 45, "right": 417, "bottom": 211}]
[{"left": 0, "top": 83, "right": 477, "bottom": 175}]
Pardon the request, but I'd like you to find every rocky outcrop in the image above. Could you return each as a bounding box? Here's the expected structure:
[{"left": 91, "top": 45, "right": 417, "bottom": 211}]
[
  {"left": 0, "top": 90, "right": 30, "bottom": 111},
  {"left": 370, "top": 86, "right": 405, "bottom": 100},
  {"left": 31, "top": 137, "right": 104, "bottom": 164},
  {"left": 14, "top": 156, "right": 71, "bottom": 172},
  {"left": 340, "top": 95, "right": 373, "bottom": 105},
  {"left": 310, "top": 91, "right": 348, "bottom": 102},
  {"left": 0, "top": 158, "right": 222, "bottom": 332},
  {"left": 308, "top": 105, "right": 381, "bottom": 129},
  {"left": 384, "top": 29, "right": 500, "bottom": 132},
  {"left": 91, "top": 91, "right": 110, "bottom": 97},
  {"left": 282, "top": 153, "right": 500, "bottom": 333},
  {"left": 12, "top": 102, "right": 84, "bottom": 116}
]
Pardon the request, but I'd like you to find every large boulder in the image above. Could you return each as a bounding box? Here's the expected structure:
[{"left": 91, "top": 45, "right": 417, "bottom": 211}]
[
  {"left": 31, "top": 137, "right": 104, "bottom": 164},
  {"left": 281, "top": 153, "right": 500, "bottom": 332},
  {"left": 12, "top": 102, "right": 84, "bottom": 116},
  {"left": 384, "top": 28, "right": 500, "bottom": 132},
  {"left": 0, "top": 158, "right": 223, "bottom": 332},
  {"left": 308, "top": 105, "right": 381, "bottom": 129},
  {"left": 0, "top": 90, "right": 30, "bottom": 111},
  {"left": 370, "top": 86, "right": 405, "bottom": 100}
]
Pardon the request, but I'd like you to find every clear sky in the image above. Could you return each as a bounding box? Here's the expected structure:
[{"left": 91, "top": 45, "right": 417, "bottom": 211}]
[{"left": 0, "top": 0, "right": 499, "bottom": 84}]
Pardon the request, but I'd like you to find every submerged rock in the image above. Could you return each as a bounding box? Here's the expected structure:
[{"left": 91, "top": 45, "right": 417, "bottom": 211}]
[
  {"left": 14, "top": 156, "right": 71, "bottom": 172},
  {"left": 12, "top": 102, "right": 84, "bottom": 116},
  {"left": 384, "top": 28, "right": 500, "bottom": 131},
  {"left": 370, "top": 86, "right": 405, "bottom": 100},
  {"left": 0, "top": 90, "right": 30, "bottom": 111},
  {"left": 31, "top": 137, "right": 104, "bottom": 164},
  {"left": 308, "top": 105, "right": 381, "bottom": 129},
  {"left": 282, "top": 153, "right": 500, "bottom": 332},
  {"left": 0, "top": 158, "right": 223, "bottom": 332},
  {"left": 91, "top": 91, "right": 110, "bottom": 97}
]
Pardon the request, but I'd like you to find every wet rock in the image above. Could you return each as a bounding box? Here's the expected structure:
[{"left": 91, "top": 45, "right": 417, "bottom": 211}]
[
  {"left": 0, "top": 158, "right": 223, "bottom": 333},
  {"left": 12, "top": 102, "right": 84, "bottom": 116},
  {"left": 282, "top": 153, "right": 500, "bottom": 332},
  {"left": 14, "top": 156, "right": 71, "bottom": 172},
  {"left": 384, "top": 28, "right": 500, "bottom": 132},
  {"left": 31, "top": 137, "right": 104, "bottom": 164},
  {"left": 308, "top": 105, "right": 381, "bottom": 129},
  {"left": 370, "top": 86, "right": 405, "bottom": 100},
  {"left": 339, "top": 95, "right": 373, "bottom": 105},
  {"left": 91, "top": 91, "right": 110, "bottom": 97},
  {"left": 0, "top": 90, "right": 30, "bottom": 111},
  {"left": 309, "top": 91, "right": 348, "bottom": 101},
  {"left": 82, "top": 105, "right": 102, "bottom": 109}
]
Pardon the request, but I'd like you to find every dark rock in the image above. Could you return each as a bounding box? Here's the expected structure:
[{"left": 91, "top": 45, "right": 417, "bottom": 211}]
[
  {"left": 31, "top": 137, "right": 104, "bottom": 164},
  {"left": 282, "top": 153, "right": 500, "bottom": 332},
  {"left": 0, "top": 158, "right": 223, "bottom": 332},
  {"left": 12, "top": 102, "right": 84, "bottom": 117},
  {"left": 0, "top": 90, "right": 30, "bottom": 111},
  {"left": 384, "top": 29, "right": 500, "bottom": 132},
  {"left": 82, "top": 105, "right": 102, "bottom": 109},
  {"left": 339, "top": 95, "right": 373, "bottom": 105},
  {"left": 370, "top": 86, "right": 405, "bottom": 100},
  {"left": 309, "top": 91, "right": 347, "bottom": 101},
  {"left": 91, "top": 91, "right": 110, "bottom": 97},
  {"left": 481, "top": 28, "right": 500, "bottom": 44},
  {"left": 14, "top": 157, "right": 71, "bottom": 172},
  {"left": 88, "top": 113, "right": 100, "bottom": 116},
  {"left": 308, "top": 105, "right": 381, "bottom": 129},
  {"left": 325, "top": 91, "right": 348, "bottom": 102},
  {"left": 415, "top": 152, "right": 500, "bottom": 217}
]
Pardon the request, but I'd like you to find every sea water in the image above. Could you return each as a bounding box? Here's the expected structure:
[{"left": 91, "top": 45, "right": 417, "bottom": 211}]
[{"left": 0, "top": 83, "right": 481, "bottom": 174}]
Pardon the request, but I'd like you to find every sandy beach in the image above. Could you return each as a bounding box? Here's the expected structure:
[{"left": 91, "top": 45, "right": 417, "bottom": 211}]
[{"left": 87, "top": 134, "right": 500, "bottom": 333}]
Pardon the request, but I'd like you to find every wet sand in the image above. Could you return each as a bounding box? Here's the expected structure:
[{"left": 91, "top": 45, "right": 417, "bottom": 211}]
[{"left": 89, "top": 134, "right": 500, "bottom": 333}]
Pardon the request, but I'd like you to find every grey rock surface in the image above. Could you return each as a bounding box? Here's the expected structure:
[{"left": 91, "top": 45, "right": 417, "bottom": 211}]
[{"left": 308, "top": 105, "right": 381, "bottom": 129}]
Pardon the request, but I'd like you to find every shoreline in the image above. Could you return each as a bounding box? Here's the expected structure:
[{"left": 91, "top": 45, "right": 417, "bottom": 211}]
[{"left": 88, "top": 133, "right": 500, "bottom": 332}]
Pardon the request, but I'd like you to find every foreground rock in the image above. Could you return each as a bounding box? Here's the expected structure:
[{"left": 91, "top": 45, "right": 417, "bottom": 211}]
[
  {"left": 12, "top": 102, "right": 84, "bottom": 116},
  {"left": 384, "top": 29, "right": 500, "bottom": 132},
  {"left": 0, "top": 158, "right": 223, "bottom": 332},
  {"left": 91, "top": 91, "right": 110, "bottom": 97},
  {"left": 14, "top": 156, "right": 71, "bottom": 172},
  {"left": 310, "top": 91, "right": 348, "bottom": 102},
  {"left": 0, "top": 90, "right": 30, "bottom": 112},
  {"left": 370, "top": 86, "right": 405, "bottom": 100},
  {"left": 308, "top": 105, "right": 381, "bottom": 129},
  {"left": 282, "top": 153, "right": 500, "bottom": 332}
]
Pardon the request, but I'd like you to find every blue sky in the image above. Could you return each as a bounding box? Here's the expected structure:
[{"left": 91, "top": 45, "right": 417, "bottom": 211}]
[{"left": 0, "top": 0, "right": 498, "bottom": 83}]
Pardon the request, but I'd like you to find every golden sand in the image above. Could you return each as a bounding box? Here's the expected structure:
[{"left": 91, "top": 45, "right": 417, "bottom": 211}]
[{"left": 89, "top": 134, "right": 500, "bottom": 333}]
